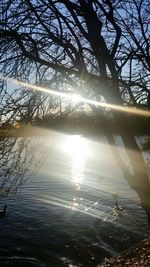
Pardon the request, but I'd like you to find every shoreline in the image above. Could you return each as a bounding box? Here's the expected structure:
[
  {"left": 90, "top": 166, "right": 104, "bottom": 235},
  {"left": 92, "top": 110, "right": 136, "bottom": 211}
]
[
  {"left": 98, "top": 237, "right": 150, "bottom": 266},
  {"left": 0, "top": 125, "right": 149, "bottom": 139}
]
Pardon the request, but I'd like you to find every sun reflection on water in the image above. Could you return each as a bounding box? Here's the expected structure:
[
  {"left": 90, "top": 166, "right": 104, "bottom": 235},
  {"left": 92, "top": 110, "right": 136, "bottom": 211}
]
[
  {"left": 63, "top": 135, "right": 89, "bottom": 211},
  {"left": 64, "top": 135, "right": 89, "bottom": 189},
  {"left": 62, "top": 135, "right": 110, "bottom": 216}
]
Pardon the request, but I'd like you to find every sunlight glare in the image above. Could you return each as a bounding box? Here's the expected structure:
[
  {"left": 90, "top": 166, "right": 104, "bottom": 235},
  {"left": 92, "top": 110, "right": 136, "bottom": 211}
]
[
  {"left": 0, "top": 75, "right": 150, "bottom": 117},
  {"left": 64, "top": 135, "right": 89, "bottom": 187},
  {"left": 70, "top": 94, "right": 82, "bottom": 104}
]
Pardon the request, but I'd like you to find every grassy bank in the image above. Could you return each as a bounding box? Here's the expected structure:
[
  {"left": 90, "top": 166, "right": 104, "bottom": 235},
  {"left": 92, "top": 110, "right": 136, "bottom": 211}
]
[{"left": 98, "top": 238, "right": 150, "bottom": 266}]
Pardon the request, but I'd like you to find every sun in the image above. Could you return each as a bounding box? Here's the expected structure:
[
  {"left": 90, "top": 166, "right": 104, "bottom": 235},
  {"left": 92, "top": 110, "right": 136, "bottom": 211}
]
[{"left": 70, "top": 94, "right": 83, "bottom": 104}]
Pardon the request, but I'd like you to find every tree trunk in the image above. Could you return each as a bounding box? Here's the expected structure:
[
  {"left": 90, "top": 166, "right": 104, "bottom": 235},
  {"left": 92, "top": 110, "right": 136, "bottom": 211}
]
[
  {"left": 114, "top": 111, "right": 150, "bottom": 225},
  {"left": 102, "top": 86, "right": 150, "bottom": 225}
]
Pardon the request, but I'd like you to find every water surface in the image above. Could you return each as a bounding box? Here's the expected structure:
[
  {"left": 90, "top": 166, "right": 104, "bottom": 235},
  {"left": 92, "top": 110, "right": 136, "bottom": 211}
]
[{"left": 0, "top": 132, "right": 149, "bottom": 266}]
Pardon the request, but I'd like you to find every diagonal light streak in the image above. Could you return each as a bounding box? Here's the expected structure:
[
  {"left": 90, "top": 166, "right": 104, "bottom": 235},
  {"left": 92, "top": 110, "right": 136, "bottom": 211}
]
[{"left": 0, "top": 75, "right": 150, "bottom": 117}]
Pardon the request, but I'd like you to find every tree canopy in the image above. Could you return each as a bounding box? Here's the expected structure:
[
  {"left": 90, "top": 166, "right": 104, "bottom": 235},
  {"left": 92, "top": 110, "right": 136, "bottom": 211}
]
[{"left": 1, "top": 0, "right": 150, "bottom": 123}]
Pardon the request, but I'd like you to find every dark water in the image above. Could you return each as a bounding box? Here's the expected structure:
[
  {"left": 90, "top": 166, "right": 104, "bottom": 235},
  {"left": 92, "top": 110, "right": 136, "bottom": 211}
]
[{"left": 0, "top": 132, "right": 149, "bottom": 267}]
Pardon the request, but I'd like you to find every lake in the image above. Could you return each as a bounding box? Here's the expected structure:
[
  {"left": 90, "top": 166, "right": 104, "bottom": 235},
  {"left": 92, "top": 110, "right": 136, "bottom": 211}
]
[{"left": 0, "top": 131, "right": 149, "bottom": 267}]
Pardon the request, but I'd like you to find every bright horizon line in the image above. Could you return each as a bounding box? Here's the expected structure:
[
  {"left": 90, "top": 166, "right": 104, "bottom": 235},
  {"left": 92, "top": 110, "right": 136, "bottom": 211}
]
[{"left": 0, "top": 75, "right": 150, "bottom": 117}]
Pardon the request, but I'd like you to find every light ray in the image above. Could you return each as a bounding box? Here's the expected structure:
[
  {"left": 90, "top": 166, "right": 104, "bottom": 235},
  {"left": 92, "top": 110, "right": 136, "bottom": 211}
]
[
  {"left": 35, "top": 195, "right": 106, "bottom": 219},
  {"left": 0, "top": 75, "right": 150, "bottom": 117}
]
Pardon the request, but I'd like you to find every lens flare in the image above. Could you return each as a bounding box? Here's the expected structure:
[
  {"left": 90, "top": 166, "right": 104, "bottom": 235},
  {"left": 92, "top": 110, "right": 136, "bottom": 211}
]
[{"left": 0, "top": 75, "right": 150, "bottom": 117}]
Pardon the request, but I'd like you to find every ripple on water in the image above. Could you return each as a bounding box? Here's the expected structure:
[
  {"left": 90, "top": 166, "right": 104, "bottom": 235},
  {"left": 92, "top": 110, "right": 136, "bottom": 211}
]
[{"left": 0, "top": 135, "right": 150, "bottom": 266}]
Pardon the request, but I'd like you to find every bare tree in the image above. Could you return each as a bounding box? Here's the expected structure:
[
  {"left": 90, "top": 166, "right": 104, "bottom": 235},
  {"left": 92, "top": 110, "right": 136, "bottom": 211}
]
[
  {"left": 0, "top": 136, "right": 44, "bottom": 198},
  {"left": 116, "top": 0, "right": 150, "bottom": 106}
]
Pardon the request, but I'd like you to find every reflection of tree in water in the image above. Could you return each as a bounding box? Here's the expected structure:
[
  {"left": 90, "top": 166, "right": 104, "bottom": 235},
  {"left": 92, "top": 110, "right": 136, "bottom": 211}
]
[
  {"left": 107, "top": 133, "right": 150, "bottom": 226},
  {"left": 0, "top": 137, "right": 43, "bottom": 198}
]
